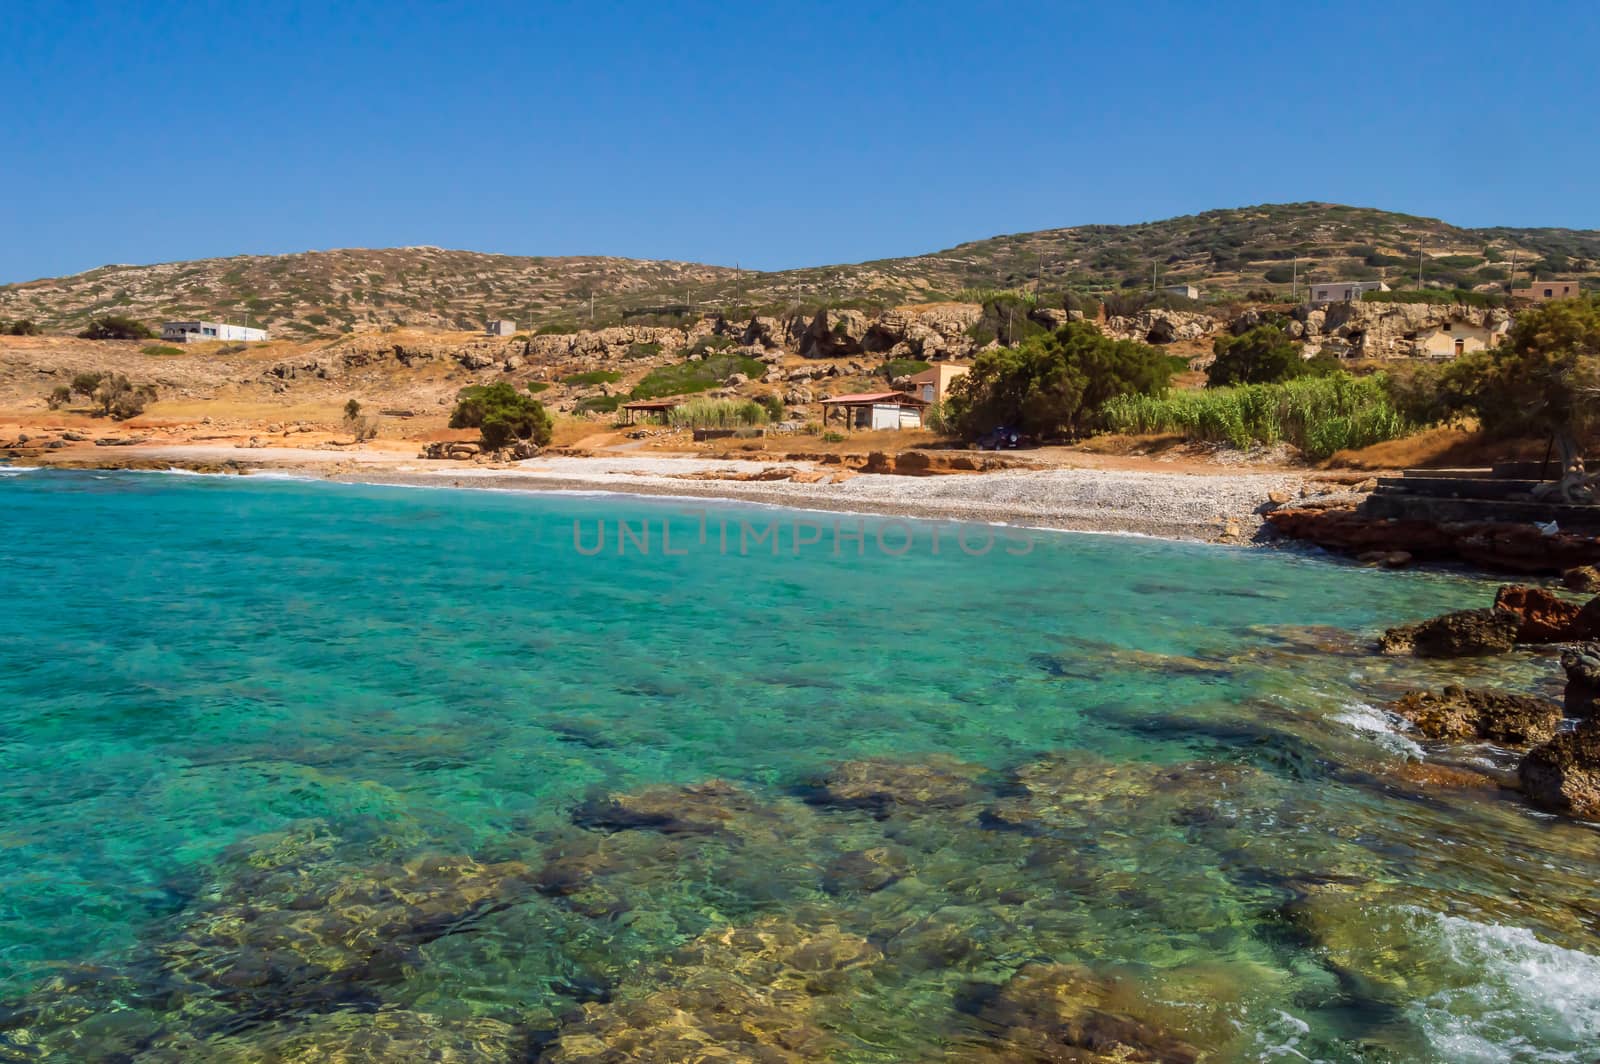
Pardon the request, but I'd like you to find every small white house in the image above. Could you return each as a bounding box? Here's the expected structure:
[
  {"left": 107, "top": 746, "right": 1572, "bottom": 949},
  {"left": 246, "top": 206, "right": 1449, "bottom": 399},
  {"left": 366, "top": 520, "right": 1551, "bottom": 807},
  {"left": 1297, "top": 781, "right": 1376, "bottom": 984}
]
[
  {"left": 1161, "top": 283, "right": 1201, "bottom": 300},
  {"left": 820, "top": 391, "right": 929, "bottom": 431},
  {"left": 161, "top": 321, "right": 269, "bottom": 343},
  {"left": 485, "top": 319, "right": 518, "bottom": 337},
  {"left": 1308, "top": 281, "right": 1390, "bottom": 305}
]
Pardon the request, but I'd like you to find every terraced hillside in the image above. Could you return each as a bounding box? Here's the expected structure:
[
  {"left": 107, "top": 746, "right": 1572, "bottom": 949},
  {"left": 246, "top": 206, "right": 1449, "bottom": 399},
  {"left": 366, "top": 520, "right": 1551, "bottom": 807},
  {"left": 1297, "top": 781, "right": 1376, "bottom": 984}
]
[{"left": 3, "top": 204, "right": 1596, "bottom": 336}]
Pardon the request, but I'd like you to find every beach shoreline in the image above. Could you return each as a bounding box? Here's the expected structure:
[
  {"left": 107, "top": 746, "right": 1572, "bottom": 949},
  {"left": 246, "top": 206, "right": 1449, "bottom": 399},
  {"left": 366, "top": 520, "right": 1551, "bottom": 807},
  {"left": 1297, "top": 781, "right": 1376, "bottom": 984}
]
[{"left": 9, "top": 443, "right": 1306, "bottom": 543}]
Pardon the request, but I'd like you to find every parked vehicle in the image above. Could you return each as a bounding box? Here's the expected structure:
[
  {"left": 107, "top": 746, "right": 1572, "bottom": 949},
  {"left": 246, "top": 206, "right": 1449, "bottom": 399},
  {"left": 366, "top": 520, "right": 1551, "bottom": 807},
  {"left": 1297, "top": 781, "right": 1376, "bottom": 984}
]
[{"left": 977, "top": 425, "right": 1026, "bottom": 450}]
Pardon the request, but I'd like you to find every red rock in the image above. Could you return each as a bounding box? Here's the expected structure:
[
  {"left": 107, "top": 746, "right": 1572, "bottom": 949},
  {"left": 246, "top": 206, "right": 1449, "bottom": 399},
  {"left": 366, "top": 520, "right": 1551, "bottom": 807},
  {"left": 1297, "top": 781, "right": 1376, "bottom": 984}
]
[
  {"left": 1493, "top": 585, "right": 1585, "bottom": 643},
  {"left": 1264, "top": 509, "right": 1600, "bottom": 574}
]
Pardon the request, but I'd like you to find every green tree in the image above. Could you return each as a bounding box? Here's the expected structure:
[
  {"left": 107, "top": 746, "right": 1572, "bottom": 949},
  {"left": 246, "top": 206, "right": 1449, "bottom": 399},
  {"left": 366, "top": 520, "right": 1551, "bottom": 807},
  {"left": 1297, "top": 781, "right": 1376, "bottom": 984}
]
[
  {"left": 6, "top": 319, "right": 40, "bottom": 336},
  {"left": 945, "top": 322, "right": 1174, "bottom": 439},
  {"left": 46, "top": 385, "right": 71, "bottom": 409},
  {"left": 78, "top": 315, "right": 154, "bottom": 340},
  {"left": 344, "top": 398, "right": 362, "bottom": 419},
  {"left": 1207, "top": 325, "right": 1318, "bottom": 387},
  {"left": 450, "top": 381, "right": 553, "bottom": 450},
  {"left": 70, "top": 372, "right": 106, "bottom": 397},
  {"left": 1450, "top": 294, "right": 1600, "bottom": 498}
]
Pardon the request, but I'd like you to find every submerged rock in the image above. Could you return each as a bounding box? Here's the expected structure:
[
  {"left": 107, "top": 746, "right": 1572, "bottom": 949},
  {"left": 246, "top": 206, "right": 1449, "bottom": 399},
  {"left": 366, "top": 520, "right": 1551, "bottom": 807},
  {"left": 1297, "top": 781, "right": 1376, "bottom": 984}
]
[
  {"left": 133, "top": 1007, "right": 524, "bottom": 1062},
  {"left": 955, "top": 963, "right": 1202, "bottom": 1063},
  {"left": 573, "top": 779, "right": 775, "bottom": 837},
  {"left": 822, "top": 846, "right": 910, "bottom": 895},
  {"left": 1378, "top": 608, "right": 1519, "bottom": 658},
  {"left": 1520, "top": 719, "right": 1600, "bottom": 819},
  {"left": 538, "top": 916, "right": 880, "bottom": 1063},
  {"left": 804, "top": 756, "right": 988, "bottom": 819},
  {"left": 1493, "top": 585, "right": 1586, "bottom": 643},
  {"left": 1392, "top": 686, "right": 1563, "bottom": 747},
  {"left": 1563, "top": 643, "right": 1600, "bottom": 718}
]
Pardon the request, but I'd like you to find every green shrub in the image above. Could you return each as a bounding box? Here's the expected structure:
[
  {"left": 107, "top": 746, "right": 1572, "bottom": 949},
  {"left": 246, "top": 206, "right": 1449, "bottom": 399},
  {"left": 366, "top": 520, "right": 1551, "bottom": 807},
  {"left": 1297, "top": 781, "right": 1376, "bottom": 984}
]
[
  {"left": 668, "top": 397, "right": 768, "bottom": 429},
  {"left": 92, "top": 374, "right": 157, "bottom": 420},
  {"left": 626, "top": 341, "right": 663, "bottom": 359},
  {"left": 574, "top": 395, "right": 622, "bottom": 414},
  {"left": 344, "top": 399, "right": 362, "bottom": 419},
  {"left": 70, "top": 372, "right": 105, "bottom": 397},
  {"left": 629, "top": 352, "right": 766, "bottom": 400},
  {"left": 6, "top": 319, "right": 40, "bottom": 336},
  {"left": 1363, "top": 288, "right": 1509, "bottom": 309},
  {"left": 526, "top": 381, "right": 551, "bottom": 394},
  {"left": 756, "top": 393, "right": 785, "bottom": 421},
  {"left": 945, "top": 322, "right": 1173, "bottom": 439},
  {"left": 1100, "top": 373, "right": 1410, "bottom": 459},
  {"left": 47, "top": 385, "right": 71, "bottom": 409},
  {"left": 449, "top": 381, "right": 553, "bottom": 449},
  {"left": 561, "top": 369, "right": 623, "bottom": 386},
  {"left": 78, "top": 315, "right": 153, "bottom": 340},
  {"left": 535, "top": 322, "right": 577, "bottom": 336},
  {"left": 821, "top": 431, "right": 846, "bottom": 443},
  {"left": 682, "top": 334, "right": 735, "bottom": 358},
  {"left": 141, "top": 344, "right": 184, "bottom": 356},
  {"left": 881, "top": 358, "right": 929, "bottom": 381}
]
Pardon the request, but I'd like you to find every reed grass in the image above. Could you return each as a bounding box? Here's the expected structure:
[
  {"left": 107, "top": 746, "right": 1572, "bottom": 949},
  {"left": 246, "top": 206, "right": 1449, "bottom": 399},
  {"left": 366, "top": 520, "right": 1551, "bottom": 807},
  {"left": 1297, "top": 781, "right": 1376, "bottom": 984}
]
[
  {"left": 1099, "top": 373, "right": 1409, "bottom": 459},
  {"left": 667, "top": 397, "right": 769, "bottom": 429}
]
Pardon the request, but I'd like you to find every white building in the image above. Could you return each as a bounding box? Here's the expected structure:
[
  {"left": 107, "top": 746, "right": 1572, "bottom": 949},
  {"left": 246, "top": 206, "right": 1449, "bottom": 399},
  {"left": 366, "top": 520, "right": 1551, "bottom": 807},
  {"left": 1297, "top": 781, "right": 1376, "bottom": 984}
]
[
  {"left": 1161, "top": 283, "right": 1201, "bottom": 300},
  {"left": 1308, "top": 281, "right": 1390, "bottom": 305},
  {"left": 161, "top": 320, "right": 269, "bottom": 343},
  {"left": 485, "top": 319, "right": 517, "bottom": 337}
]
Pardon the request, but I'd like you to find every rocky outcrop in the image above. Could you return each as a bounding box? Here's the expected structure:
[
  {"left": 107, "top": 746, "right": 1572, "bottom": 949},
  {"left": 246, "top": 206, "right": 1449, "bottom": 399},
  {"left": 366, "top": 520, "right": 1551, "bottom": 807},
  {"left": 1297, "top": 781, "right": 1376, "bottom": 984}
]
[
  {"left": 797, "top": 303, "right": 984, "bottom": 361},
  {"left": 1102, "top": 308, "right": 1218, "bottom": 345},
  {"left": 1393, "top": 686, "right": 1563, "bottom": 746},
  {"left": 1295, "top": 300, "right": 1511, "bottom": 359},
  {"left": 1379, "top": 608, "right": 1520, "bottom": 657},
  {"left": 1264, "top": 508, "right": 1600, "bottom": 574},
  {"left": 1493, "top": 585, "right": 1588, "bottom": 643},
  {"left": 803, "top": 756, "right": 988, "bottom": 818},
  {"left": 1519, "top": 719, "right": 1600, "bottom": 819},
  {"left": 1564, "top": 643, "right": 1600, "bottom": 718}
]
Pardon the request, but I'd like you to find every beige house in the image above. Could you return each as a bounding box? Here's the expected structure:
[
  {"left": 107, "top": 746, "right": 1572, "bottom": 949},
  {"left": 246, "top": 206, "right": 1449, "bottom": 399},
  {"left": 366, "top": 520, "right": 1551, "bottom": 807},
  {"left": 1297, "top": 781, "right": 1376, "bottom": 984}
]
[
  {"left": 1309, "top": 281, "right": 1390, "bottom": 305},
  {"left": 907, "top": 364, "right": 970, "bottom": 403},
  {"left": 820, "top": 391, "right": 929, "bottom": 431},
  {"left": 1512, "top": 280, "right": 1580, "bottom": 302},
  {"left": 1411, "top": 318, "right": 1510, "bottom": 359},
  {"left": 485, "top": 319, "right": 518, "bottom": 337}
]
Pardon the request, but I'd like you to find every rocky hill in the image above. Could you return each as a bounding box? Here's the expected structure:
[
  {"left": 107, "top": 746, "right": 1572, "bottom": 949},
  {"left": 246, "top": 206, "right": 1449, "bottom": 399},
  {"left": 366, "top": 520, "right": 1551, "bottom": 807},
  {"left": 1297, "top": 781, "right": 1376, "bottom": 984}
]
[{"left": 3, "top": 204, "right": 1596, "bottom": 337}]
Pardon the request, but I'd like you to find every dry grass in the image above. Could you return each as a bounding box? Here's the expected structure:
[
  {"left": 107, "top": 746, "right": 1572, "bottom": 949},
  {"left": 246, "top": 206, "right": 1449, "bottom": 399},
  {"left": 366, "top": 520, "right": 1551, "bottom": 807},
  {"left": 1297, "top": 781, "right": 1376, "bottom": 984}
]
[{"left": 1326, "top": 427, "right": 1552, "bottom": 470}]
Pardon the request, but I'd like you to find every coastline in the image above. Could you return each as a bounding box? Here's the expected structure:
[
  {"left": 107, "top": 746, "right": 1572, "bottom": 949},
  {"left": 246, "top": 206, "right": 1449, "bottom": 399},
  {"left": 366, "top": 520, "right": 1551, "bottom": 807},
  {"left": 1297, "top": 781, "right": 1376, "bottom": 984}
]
[{"left": 9, "top": 445, "right": 1305, "bottom": 543}]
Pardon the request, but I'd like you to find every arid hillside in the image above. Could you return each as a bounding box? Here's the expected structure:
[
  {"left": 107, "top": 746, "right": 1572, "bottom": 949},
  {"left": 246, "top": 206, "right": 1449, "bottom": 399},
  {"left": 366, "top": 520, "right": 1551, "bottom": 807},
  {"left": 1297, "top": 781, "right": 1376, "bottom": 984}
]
[{"left": 3, "top": 204, "right": 1596, "bottom": 338}]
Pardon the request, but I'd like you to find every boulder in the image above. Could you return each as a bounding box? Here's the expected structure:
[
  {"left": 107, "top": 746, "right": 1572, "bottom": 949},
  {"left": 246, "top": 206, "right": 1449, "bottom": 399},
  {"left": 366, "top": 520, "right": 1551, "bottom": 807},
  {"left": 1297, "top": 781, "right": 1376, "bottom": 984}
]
[
  {"left": 1562, "top": 565, "right": 1600, "bottom": 593},
  {"left": 1519, "top": 718, "right": 1600, "bottom": 819},
  {"left": 1392, "top": 686, "right": 1562, "bottom": 746},
  {"left": 1493, "top": 585, "right": 1586, "bottom": 643},
  {"left": 1378, "top": 608, "right": 1520, "bottom": 658},
  {"left": 804, "top": 755, "right": 987, "bottom": 818},
  {"left": 1563, "top": 643, "right": 1600, "bottom": 719}
]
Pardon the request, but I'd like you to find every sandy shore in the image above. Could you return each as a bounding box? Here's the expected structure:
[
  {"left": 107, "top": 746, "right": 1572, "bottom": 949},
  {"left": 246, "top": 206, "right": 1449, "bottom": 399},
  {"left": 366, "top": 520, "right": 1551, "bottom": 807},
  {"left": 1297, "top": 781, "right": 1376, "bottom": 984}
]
[{"left": 12, "top": 444, "right": 1306, "bottom": 541}]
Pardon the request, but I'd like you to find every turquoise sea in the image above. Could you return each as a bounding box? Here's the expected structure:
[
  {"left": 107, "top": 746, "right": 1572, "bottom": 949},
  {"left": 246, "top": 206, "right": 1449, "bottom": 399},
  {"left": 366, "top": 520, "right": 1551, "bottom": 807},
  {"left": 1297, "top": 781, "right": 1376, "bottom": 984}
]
[{"left": 1, "top": 468, "right": 1598, "bottom": 1061}]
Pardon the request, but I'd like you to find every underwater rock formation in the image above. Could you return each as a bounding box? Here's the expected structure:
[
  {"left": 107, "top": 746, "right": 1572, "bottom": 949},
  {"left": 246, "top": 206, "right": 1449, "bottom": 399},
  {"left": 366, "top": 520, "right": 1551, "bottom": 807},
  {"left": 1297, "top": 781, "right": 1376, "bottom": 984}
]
[{"left": 804, "top": 756, "right": 990, "bottom": 819}]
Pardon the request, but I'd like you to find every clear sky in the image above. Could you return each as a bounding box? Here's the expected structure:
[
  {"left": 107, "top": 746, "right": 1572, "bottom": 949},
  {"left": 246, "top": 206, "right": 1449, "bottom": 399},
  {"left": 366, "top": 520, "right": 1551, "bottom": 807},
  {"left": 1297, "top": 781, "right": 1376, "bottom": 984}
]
[{"left": 3, "top": 0, "right": 1598, "bottom": 283}]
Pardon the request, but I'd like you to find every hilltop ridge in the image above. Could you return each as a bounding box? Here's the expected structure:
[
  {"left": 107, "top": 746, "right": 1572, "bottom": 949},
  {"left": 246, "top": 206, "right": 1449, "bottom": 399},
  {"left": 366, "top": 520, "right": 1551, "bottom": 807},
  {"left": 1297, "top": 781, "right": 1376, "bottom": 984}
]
[{"left": 2, "top": 203, "right": 1596, "bottom": 337}]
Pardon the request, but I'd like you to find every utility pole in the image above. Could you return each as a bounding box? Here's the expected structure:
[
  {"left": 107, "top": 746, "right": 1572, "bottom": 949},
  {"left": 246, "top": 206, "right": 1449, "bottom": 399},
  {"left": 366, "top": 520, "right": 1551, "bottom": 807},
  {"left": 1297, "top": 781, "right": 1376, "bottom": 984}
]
[
  {"left": 1036, "top": 254, "right": 1044, "bottom": 302},
  {"left": 1509, "top": 250, "right": 1518, "bottom": 291},
  {"left": 1292, "top": 257, "right": 1298, "bottom": 299},
  {"left": 1152, "top": 262, "right": 1157, "bottom": 294},
  {"left": 589, "top": 291, "right": 595, "bottom": 324},
  {"left": 1418, "top": 249, "right": 1424, "bottom": 291}
]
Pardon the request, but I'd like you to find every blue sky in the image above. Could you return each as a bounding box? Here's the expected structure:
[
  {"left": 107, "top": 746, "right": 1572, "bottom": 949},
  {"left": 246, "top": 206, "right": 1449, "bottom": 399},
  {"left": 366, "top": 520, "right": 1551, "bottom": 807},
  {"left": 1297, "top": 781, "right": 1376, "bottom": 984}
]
[{"left": 3, "top": 0, "right": 1597, "bottom": 283}]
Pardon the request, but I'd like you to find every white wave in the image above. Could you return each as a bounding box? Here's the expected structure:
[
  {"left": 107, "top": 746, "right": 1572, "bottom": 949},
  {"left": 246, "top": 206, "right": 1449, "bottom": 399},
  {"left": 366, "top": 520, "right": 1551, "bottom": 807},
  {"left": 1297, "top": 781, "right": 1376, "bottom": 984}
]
[
  {"left": 1404, "top": 908, "right": 1600, "bottom": 1062},
  {"left": 0, "top": 466, "right": 41, "bottom": 475},
  {"left": 1334, "top": 699, "right": 1424, "bottom": 759}
]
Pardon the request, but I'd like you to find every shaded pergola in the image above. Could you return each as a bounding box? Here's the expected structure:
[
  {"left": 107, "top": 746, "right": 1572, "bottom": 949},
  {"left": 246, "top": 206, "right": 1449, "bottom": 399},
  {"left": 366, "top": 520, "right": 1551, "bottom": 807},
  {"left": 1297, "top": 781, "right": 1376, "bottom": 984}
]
[
  {"left": 819, "top": 391, "right": 929, "bottom": 431},
  {"left": 621, "top": 398, "right": 681, "bottom": 425}
]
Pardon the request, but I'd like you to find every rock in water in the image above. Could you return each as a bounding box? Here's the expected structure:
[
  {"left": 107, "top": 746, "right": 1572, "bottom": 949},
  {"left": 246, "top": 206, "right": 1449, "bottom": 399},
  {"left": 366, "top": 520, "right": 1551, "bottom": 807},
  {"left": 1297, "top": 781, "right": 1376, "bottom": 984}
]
[
  {"left": 1563, "top": 566, "right": 1600, "bottom": 593},
  {"left": 1493, "top": 585, "right": 1586, "bottom": 643},
  {"left": 1563, "top": 643, "right": 1600, "bottom": 719},
  {"left": 1393, "top": 687, "right": 1562, "bottom": 746},
  {"left": 1378, "top": 608, "right": 1520, "bottom": 658},
  {"left": 1519, "top": 718, "right": 1600, "bottom": 819}
]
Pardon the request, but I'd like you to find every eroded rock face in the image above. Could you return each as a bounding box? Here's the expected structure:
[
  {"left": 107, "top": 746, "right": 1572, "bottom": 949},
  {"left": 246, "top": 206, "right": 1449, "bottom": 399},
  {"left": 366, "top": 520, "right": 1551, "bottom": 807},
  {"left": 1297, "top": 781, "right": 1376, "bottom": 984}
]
[
  {"left": 1102, "top": 308, "right": 1218, "bottom": 345},
  {"left": 1563, "top": 643, "right": 1600, "bottom": 718},
  {"left": 956, "top": 963, "right": 1202, "bottom": 1063},
  {"left": 1493, "top": 585, "right": 1586, "bottom": 643},
  {"left": 1393, "top": 686, "right": 1563, "bottom": 746},
  {"left": 1378, "top": 608, "right": 1520, "bottom": 658},
  {"left": 804, "top": 756, "right": 988, "bottom": 818},
  {"left": 1519, "top": 718, "right": 1600, "bottom": 819}
]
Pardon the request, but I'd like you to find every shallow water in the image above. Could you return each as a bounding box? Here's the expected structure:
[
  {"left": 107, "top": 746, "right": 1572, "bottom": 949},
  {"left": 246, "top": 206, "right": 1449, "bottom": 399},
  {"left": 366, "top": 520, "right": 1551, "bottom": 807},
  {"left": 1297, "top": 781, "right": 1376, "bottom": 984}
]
[{"left": 0, "top": 470, "right": 1595, "bottom": 1061}]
